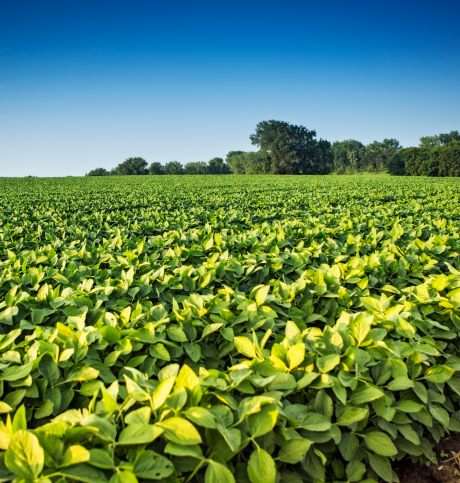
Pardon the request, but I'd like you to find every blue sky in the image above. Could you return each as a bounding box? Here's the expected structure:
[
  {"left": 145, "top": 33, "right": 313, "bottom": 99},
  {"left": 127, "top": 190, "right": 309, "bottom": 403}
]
[{"left": 1, "top": 0, "right": 459, "bottom": 177}]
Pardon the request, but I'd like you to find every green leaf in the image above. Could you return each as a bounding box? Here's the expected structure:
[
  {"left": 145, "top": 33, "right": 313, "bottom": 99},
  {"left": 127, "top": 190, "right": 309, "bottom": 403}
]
[
  {"left": 387, "top": 376, "right": 414, "bottom": 391},
  {"left": 58, "top": 463, "right": 109, "bottom": 483},
  {"left": 362, "top": 432, "right": 397, "bottom": 456},
  {"left": 152, "top": 377, "right": 176, "bottom": 410},
  {"left": 117, "top": 424, "right": 164, "bottom": 445},
  {"left": 164, "top": 442, "right": 203, "bottom": 459},
  {"left": 133, "top": 450, "right": 174, "bottom": 480},
  {"left": 286, "top": 343, "right": 305, "bottom": 370},
  {"left": 301, "top": 412, "right": 331, "bottom": 432},
  {"left": 66, "top": 367, "right": 99, "bottom": 382},
  {"left": 248, "top": 448, "right": 276, "bottom": 483},
  {"left": 396, "top": 400, "right": 422, "bottom": 413},
  {"left": 254, "top": 285, "right": 270, "bottom": 306},
  {"left": 336, "top": 407, "right": 368, "bottom": 426},
  {"left": 339, "top": 432, "right": 359, "bottom": 461},
  {"left": 12, "top": 405, "right": 27, "bottom": 432},
  {"left": 101, "top": 386, "right": 118, "bottom": 412},
  {"left": 360, "top": 297, "right": 382, "bottom": 313},
  {"left": 185, "top": 342, "right": 202, "bottom": 362},
  {"left": 368, "top": 454, "right": 393, "bottom": 483},
  {"left": 277, "top": 438, "right": 312, "bottom": 464},
  {"left": 247, "top": 403, "right": 278, "bottom": 437},
  {"left": 0, "top": 401, "right": 13, "bottom": 413},
  {"left": 350, "top": 313, "right": 371, "bottom": 346},
  {"left": 38, "top": 353, "right": 60, "bottom": 385},
  {"left": 61, "top": 445, "right": 91, "bottom": 467},
  {"left": 202, "top": 323, "right": 222, "bottom": 339},
  {"left": 205, "top": 460, "right": 235, "bottom": 483},
  {"left": 5, "top": 430, "right": 44, "bottom": 479},
  {"left": 395, "top": 317, "right": 416, "bottom": 339},
  {"left": 348, "top": 386, "right": 384, "bottom": 405},
  {"left": 167, "top": 326, "right": 188, "bottom": 342},
  {"left": 234, "top": 337, "right": 258, "bottom": 359},
  {"left": 316, "top": 354, "right": 340, "bottom": 373},
  {"left": 346, "top": 461, "right": 366, "bottom": 482},
  {"left": 157, "top": 417, "right": 202, "bottom": 445},
  {"left": 429, "top": 406, "right": 450, "bottom": 427},
  {"left": 81, "top": 415, "right": 117, "bottom": 442},
  {"left": 0, "top": 362, "right": 33, "bottom": 381},
  {"left": 150, "top": 343, "right": 170, "bottom": 361},
  {"left": 424, "top": 365, "right": 455, "bottom": 383},
  {"left": 184, "top": 407, "right": 217, "bottom": 429},
  {"left": 297, "top": 372, "right": 319, "bottom": 390},
  {"left": 88, "top": 449, "right": 114, "bottom": 469}
]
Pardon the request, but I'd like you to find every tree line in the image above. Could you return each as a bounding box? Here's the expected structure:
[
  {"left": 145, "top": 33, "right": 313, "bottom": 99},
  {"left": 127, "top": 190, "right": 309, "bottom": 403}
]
[
  {"left": 85, "top": 121, "right": 460, "bottom": 177},
  {"left": 387, "top": 131, "right": 460, "bottom": 177},
  {"left": 86, "top": 157, "right": 231, "bottom": 177}
]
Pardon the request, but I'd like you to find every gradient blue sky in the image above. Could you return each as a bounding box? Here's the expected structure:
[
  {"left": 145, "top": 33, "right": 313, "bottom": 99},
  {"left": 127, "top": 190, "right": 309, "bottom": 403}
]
[{"left": 1, "top": 0, "right": 459, "bottom": 177}]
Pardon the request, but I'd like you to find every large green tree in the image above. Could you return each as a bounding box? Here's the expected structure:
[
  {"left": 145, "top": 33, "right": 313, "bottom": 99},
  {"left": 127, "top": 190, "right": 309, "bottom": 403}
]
[
  {"left": 362, "top": 139, "right": 401, "bottom": 170},
  {"left": 149, "top": 162, "right": 164, "bottom": 175},
  {"left": 86, "top": 167, "right": 110, "bottom": 176},
  {"left": 116, "top": 157, "right": 149, "bottom": 175},
  {"left": 164, "top": 161, "right": 184, "bottom": 175},
  {"left": 184, "top": 161, "right": 208, "bottom": 175},
  {"left": 208, "top": 157, "right": 231, "bottom": 174},
  {"left": 249, "top": 120, "right": 333, "bottom": 174},
  {"left": 419, "top": 130, "right": 460, "bottom": 148},
  {"left": 331, "top": 140, "right": 366, "bottom": 171},
  {"left": 226, "top": 151, "right": 268, "bottom": 174}
]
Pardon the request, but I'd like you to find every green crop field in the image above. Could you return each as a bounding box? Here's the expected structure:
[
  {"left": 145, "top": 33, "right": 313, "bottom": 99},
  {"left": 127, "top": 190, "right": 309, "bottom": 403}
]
[{"left": 1, "top": 174, "right": 460, "bottom": 483}]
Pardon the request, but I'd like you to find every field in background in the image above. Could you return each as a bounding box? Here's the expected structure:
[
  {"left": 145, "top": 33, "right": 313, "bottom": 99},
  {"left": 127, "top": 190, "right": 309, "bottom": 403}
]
[{"left": 1, "top": 174, "right": 460, "bottom": 483}]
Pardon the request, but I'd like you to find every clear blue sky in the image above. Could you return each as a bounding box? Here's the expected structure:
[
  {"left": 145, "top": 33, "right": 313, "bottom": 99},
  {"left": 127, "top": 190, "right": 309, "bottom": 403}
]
[{"left": 1, "top": 0, "right": 459, "bottom": 177}]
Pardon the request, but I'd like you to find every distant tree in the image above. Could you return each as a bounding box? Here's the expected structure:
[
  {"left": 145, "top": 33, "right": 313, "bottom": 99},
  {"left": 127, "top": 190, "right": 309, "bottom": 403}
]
[
  {"left": 110, "top": 167, "right": 120, "bottom": 175},
  {"left": 184, "top": 161, "right": 209, "bottom": 175},
  {"left": 331, "top": 140, "right": 366, "bottom": 171},
  {"left": 149, "top": 162, "right": 164, "bottom": 175},
  {"left": 164, "top": 161, "right": 184, "bottom": 175},
  {"left": 115, "top": 157, "right": 148, "bottom": 175},
  {"left": 225, "top": 151, "right": 245, "bottom": 169},
  {"left": 438, "top": 142, "right": 460, "bottom": 177},
  {"left": 208, "top": 157, "right": 231, "bottom": 174},
  {"left": 86, "top": 167, "right": 110, "bottom": 176},
  {"left": 387, "top": 152, "right": 406, "bottom": 176},
  {"left": 250, "top": 120, "right": 332, "bottom": 174},
  {"left": 419, "top": 130, "right": 460, "bottom": 148},
  {"left": 226, "top": 152, "right": 268, "bottom": 174},
  {"left": 362, "top": 139, "right": 401, "bottom": 170}
]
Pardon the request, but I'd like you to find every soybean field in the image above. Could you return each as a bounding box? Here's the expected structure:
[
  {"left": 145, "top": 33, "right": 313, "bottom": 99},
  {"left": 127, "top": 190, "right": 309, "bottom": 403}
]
[{"left": 0, "top": 174, "right": 460, "bottom": 483}]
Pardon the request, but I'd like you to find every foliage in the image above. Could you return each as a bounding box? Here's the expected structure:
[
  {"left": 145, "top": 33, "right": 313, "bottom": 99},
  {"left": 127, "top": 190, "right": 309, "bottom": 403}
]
[
  {"left": 85, "top": 168, "right": 110, "bottom": 177},
  {"left": 149, "top": 163, "right": 165, "bottom": 176},
  {"left": 250, "top": 120, "right": 334, "bottom": 174},
  {"left": 397, "top": 144, "right": 460, "bottom": 177},
  {"left": 386, "top": 153, "right": 406, "bottom": 176},
  {"left": 419, "top": 131, "right": 460, "bottom": 149},
  {"left": 437, "top": 143, "right": 460, "bottom": 177},
  {"left": 184, "top": 162, "right": 209, "bottom": 175},
  {"left": 1, "top": 174, "right": 460, "bottom": 483},
  {"left": 116, "top": 158, "right": 149, "bottom": 176},
  {"left": 164, "top": 161, "right": 184, "bottom": 175},
  {"left": 331, "top": 140, "right": 366, "bottom": 172},
  {"left": 225, "top": 152, "right": 269, "bottom": 174},
  {"left": 362, "top": 139, "right": 401, "bottom": 172},
  {"left": 208, "top": 158, "right": 231, "bottom": 175}
]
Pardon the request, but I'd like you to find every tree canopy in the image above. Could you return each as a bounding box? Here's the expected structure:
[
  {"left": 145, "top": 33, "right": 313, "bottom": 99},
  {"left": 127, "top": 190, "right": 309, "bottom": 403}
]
[
  {"left": 249, "top": 120, "right": 333, "bottom": 174},
  {"left": 85, "top": 167, "right": 110, "bottom": 176},
  {"left": 82, "top": 124, "right": 459, "bottom": 177},
  {"left": 419, "top": 130, "right": 460, "bottom": 148},
  {"left": 115, "top": 157, "right": 149, "bottom": 175},
  {"left": 149, "top": 162, "right": 164, "bottom": 175}
]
